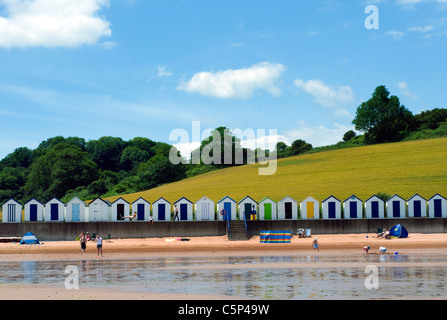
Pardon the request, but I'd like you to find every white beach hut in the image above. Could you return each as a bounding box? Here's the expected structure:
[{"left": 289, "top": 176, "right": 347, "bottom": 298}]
[
  {"left": 44, "top": 198, "right": 65, "bottom": 222},
  {"left": 300, "top": 196, "right": 319, "bottom": 219},
  {"left": 428, "top": 194, "right": 447, "bottom": 218},
  {"left": 111, "top": 197, "right": 130, "bottom": 221},
  {"left": 407, "top": 194, "right": 427, "bottom": 218},
  {"left": 152, "top": 198, "right": 171, "bottom": 221},
  {"left": 322, "top": 196, "right": 341, "bottom": 219},
  {"left": 2, "top": 199, "right": 22, "bottom": 223},
  {"left": 277, "top": 196, "right": 298, "bottom": 220},
  {"left": 364, "top": 195, "right": 385, "bottom": 219},
  {"left": 174, "top": 197, "right": 193, "bottom": 221},
  {"left": 343, "top": 195, "right": 363, "bottom": 219},
  {"left": 195, "top": 196, "right": 215, "bottom": 221},
  {"left": 66, "top": 197, "right": 87, "bottom": 222},
  {"left": 24, "top": 198, "right": 44, "bottom": 222},
  {"left": 238, "top": 196, "right": 258, "bottom": 221},
  {"left": 216, "top": 196, "right": 237, "bottom": 221},
  {"left": 88, "top": 198, "right": 111, "bottom": 222},
  {"left": 258, "top": 197, "right": 277, "bottom": 220},
  {"left": 386, "top": 195, "right": 406, "bottom": 218},
  {"left": 131, "top": 197, "right": 151, "bottom": 221}
]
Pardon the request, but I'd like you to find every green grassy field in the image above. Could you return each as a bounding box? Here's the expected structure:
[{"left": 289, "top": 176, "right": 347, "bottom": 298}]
[{"left": 104, "top": 137, "right": 447, "bottom": 205}]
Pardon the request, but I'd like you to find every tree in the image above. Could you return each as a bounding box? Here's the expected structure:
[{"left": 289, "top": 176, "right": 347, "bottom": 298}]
[
  {"left": 352, "top": 86, "right": 414, "bottom": 144},
  {"left": 25, "top": 143, "right": 98, "bottom": 201},
  {"left": 86, "top": 137, "right": 127, "bottom": 172},
  {"left": 192, "top": 127, "right": 243, "bottom": 167},
  {"left": 343, "top": 130, "right": 357, "bottom": 142},
  {"left": 290, "top": 139, "right": 312, "bottom": 156}
]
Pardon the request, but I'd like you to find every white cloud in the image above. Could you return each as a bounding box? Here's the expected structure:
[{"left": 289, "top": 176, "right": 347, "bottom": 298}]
[
  {"left": 294, "top": 79, "right": 355, "bottom": 108},
  {"left": 178, "top": 62, "right": 286, "bottom": 99},
  {"left": 284, "top": 122, "right": 354, "bottom": 147},
  {"left": 0, "top": 0, "right": 111, "bottom": 48},
  {"left": 398, "top": 81, "right": 418, "bottom": 100},
  {"left": 157, "top": 65, "right": 172, "bottom": 77},
  {"left": 408, "top": 25, "right": 434, "bottom": 32},
  {"left": 385, "top": 30, "right": 405, "bottom": 40}
]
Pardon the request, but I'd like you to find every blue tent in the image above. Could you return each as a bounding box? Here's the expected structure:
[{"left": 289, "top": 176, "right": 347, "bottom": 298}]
[
  {"left": 389, "top": 224, "right": 409, "bottom": 238},
  {"left": 20, "top": 232, "right": 40, "bottom": 245}
]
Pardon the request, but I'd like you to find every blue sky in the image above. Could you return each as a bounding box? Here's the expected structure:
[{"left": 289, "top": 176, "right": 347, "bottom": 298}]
[{"left": 1, "top": 0, "right": 447, "bottom": 159}]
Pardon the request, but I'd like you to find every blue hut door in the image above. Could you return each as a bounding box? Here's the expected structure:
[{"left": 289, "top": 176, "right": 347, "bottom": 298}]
[
  {"left": 158, "top": 204, "right": 165, "bottom": 221},
  {"left": 72, "top": 203, "right": 80, "bottom": 222},
  {"left": 51, "top": 203, "right": 58, "bottom": 221},
  {"left": 413, "top": 200, "right": 421, "bottom": 217},
  {"left": 30, "top": 204, "right": 38, "bottom": 221},
  {"left": 371, "top": 201, "right": 379, "bottom": 218},
  {"left": 224, "top": 202, "right": 232, "bottom": 221},
  {"left": 434, "top": 199, "right": 442, "bottom": 218},
  {"left": 350, "top": 201, "right": 357, "bottom": 218},
  {"left": 328, "top": 202, "right": 336, "bottom": 219},
  {"left": 180, "top": 203, "right": 188, "bottom": 221},
  {"left": 7, "top": 204, "right": 16, "bottom": 222},
  {"left": 393, "top": 201, "right": 401, "bottom": 218},
  {"left": 137, "top": 203, "right": 145, "bottom": 221}
]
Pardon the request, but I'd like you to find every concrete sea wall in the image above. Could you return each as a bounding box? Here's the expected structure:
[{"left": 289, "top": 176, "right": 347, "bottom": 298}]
[{"left": 1, "top": 218, "right": 446, "bottom": 241}]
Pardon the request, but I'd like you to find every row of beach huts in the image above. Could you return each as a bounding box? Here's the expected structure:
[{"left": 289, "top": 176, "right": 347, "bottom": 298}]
[{"left": 1, "top": 194, "right": 447, "bottom": 223}]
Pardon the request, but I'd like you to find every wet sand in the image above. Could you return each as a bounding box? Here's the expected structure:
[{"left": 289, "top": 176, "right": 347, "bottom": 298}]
[
  {"left": 0, "top": 233, "right": 446, "bottom": 261},
  {"left": 0, "top": 233, "right": 446, "bottom": 300}
]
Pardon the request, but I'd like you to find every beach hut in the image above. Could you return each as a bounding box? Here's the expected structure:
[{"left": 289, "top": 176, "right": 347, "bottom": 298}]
[
  {"left": 131, "top": 197, "right": 151, "bottom": 221},
  {"left": 195, "top": 196, "right": 215, "bottom": 221},
  {"left": 88, "top": 198, "right": 111, "bottom": 222},
  {"left": 2, "top": 199, "right": 22, "bottom": 223},
  {"left": 111, "top": 197, "right": 130, "bottom": 221},
  {"left": 152, "top": 198, "right": 171, "bottom": 221},
  {"left": 407, "top": 194, "right": 427, "bottom": 218},
  {"left": 364, "top": 195, "right": 385, "bottom": 219},
  {"left": 300, "top": 196, "right": 319, "bottom": 219},
  {"left": 277, "top": 196, "right": 298, "bottom": 220},
  {"left": 174, "top": 197, "right": 193, "bottom": 221},
  {"left": 24, "top": 198, "right": 44, "bottom": 222},
  {"left": 238, "top": 196, "right": 258, "bottom": 221},
  {"left": 258, "top": 197, "right": 277, "bottom": 220},
  {"left": 386, "top": 195, "right": 406, "bottom": 218},
  {"left": 216, "top": 196, "right": 237, "bottom": 221},
  {"left": 66, "top": 197, "right": 87, "bottom": 222},
  {"left": 322, "top": 196, "right": 341, "bottom": 219},
  {"left": 428, "top": 194, "right": 447, "bottom": 218},
  {"left": 343, "top": 195, "right": 363, "bottom": 219},
  {"left": 44, "top": 198, "right": 65, "bottom": 222}
]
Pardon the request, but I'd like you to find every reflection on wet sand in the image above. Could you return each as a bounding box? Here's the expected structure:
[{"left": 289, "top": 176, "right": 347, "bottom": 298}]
[{"left": 0, "top": 254, "right": 446, "bottom": 299}]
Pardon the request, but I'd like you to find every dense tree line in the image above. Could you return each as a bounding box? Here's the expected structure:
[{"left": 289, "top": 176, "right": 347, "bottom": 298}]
[{"left": 0, "top": 136, "right": 187, "bottom": 204}]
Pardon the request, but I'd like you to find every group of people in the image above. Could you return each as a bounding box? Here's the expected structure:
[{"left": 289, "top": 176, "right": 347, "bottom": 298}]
[
  {"left": 377, "top": 228, "right": 390, "bottom": 239},
  {"left": 79, "top": 231, "right": 103, "bottom": 258}
]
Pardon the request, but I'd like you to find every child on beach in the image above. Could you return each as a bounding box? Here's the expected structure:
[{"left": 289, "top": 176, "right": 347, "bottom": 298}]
[
  {"left": 312, "top": 237, "right": 319, "bottom": 252},
  {"left": 96, "top": 235, "right": 103, "bottom": 258},
  {"left": 79, "top": 232, "right": 87, "bottom": 254}
]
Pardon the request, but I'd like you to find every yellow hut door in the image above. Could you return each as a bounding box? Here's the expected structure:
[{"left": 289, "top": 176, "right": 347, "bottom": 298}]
[{"left": 307, "top": 202, "right": 314, "bottom": 219}]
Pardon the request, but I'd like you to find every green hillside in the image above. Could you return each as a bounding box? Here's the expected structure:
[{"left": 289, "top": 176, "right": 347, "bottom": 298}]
[{"left": 104, "top": 137, "right": 447, "bottom": 205}]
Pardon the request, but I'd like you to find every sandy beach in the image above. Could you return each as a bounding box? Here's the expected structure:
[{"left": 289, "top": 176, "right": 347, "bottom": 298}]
[{"left": 1, "top": 233, "right": 447, "bottom": 300}]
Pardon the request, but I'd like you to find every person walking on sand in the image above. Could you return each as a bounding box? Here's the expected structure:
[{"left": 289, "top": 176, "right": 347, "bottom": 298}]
[
  {"left": 174, "top": 205, "right": 179, "bottom": 221},
  {"left": 313, "top": 237, "right": 319, "bottom": 252},
  {"left": 79, "top": 231, "right": 87, "bottom": 254},
  {"left": 96, "top": 234, "right": 103, "bottom": 258}
]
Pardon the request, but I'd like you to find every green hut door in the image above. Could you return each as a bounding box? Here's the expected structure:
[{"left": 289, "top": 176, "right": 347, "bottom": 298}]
[{"left": 264, "top": 203, "right": 272, "bottom": 220}]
